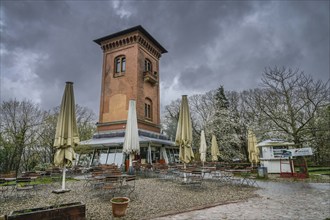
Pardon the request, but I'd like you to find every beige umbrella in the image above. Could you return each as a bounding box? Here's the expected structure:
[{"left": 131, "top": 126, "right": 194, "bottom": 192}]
[
  {"left": 211, "top": 134, "right": 220, "bottom": 161},
  {"left": 247, "top": 130, "right": 259, "bottom": 166},
  {"left": 199, "top": 130, "right": 207, "bottom": 166},
  {"left": 54, "top": 82, "right": 79, "bottom": 192},
  {"left": 175, "top": 95, "right": 194, "bottom": 165},
  {"left": 123, "top": 100, "right": 140, "bottom": 173}
]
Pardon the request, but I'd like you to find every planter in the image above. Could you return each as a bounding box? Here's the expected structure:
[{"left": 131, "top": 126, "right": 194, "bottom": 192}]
[
  {"left": 110, "top": 197, "right": 130, "bottom": 217},
  {"left": 8, "top": 202, "right": 85, "bottom": 220}
]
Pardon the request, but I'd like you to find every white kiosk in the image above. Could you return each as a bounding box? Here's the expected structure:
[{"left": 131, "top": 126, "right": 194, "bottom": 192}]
[{"left": 257, "top": 140, "right": 295, "bottom": 174}]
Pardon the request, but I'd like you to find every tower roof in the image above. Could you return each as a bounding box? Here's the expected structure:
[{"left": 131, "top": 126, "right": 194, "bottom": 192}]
[{"left": 94, "top": 25, "right": 167, "bottom": 53}]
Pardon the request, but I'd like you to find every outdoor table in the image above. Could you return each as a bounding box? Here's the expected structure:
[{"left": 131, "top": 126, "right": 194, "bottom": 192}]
[
  {"left": 94, "top": 175, "right": 106, "bottom": 180},
  {"left": 225, "top": 169, "right": 254, "bottom": 186},
  {"left": 103, "top": 174, "right": 130, "bottom": 185},
  {"left": 4, "top": 177, "right": 16, "bottom": 181},
  {"left": 4, "top": 177, "right": 17, "bottom": 187},
  {"left": 205, "top": 167, "right": 217, "bottom": 172}
]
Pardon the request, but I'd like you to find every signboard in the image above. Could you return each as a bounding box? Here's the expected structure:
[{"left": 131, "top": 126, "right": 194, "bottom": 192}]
[{"left": 282, "top": 148, "right": 313, "bottom": 157}]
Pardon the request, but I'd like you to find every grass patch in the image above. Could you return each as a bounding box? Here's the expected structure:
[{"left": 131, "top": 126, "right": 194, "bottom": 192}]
[
  {"left": 0, "top": 176, "right": 79, "bottom": 186},
  {"left": 309, "top": 170, "right": 330, "bottom": 175},
  {"left": 308, "top": 167, "right": 330, "bottom": 171},
  {"left": 308, "top": 167, "right": 330, "bottom": 175}
]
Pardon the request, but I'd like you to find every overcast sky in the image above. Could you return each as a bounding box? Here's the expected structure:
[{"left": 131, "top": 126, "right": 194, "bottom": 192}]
[{"left": 1, "top": 0, "right": 329, "bottom": 116}]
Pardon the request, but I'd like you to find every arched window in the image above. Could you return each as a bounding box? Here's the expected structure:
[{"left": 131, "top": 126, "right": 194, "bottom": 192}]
[
  {"left": 144, "top": 59, "right": 152, "bottom": 72},
  {"left": 144, "top": 98, "right": 152, "bottom": 120},
  {"left": 114, "top": 55, "right": 126, "bottom": 74}
]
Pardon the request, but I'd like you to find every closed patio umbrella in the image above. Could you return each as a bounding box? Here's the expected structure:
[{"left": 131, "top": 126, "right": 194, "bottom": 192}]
[
  {"left": 175, "top": 95, "right": 194, "bottom": 168},
  {"left": 248, "top": 130, "right": 259, "bottom": 166},
  {"left": 53, "top": 82, "right": 79, "bottom": 192},
  {"left": 123, "top": 100, "right": 140, "bottom": 173},
  {"left": 199, "top": 130, "right": 207, "bottom": 166},
  {"left": 211, "top": 134, "right": 220, "bottom": 162}
]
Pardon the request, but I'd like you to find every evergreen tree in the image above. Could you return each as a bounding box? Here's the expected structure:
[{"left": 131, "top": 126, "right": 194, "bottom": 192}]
[{"left": 212, "top": 86, "right": 242, "bottom": 161}]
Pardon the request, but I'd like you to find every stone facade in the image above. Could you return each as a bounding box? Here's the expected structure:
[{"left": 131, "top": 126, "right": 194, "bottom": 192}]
[{"left": 94, "top": 26, "right": 167, "bottom": 133}]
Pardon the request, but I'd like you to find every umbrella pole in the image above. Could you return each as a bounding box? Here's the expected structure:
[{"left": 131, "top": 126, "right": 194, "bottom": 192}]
[
  {"left": 114, "top": 146, "right": 117, "bottom": 164},
  {"left": 129, "top": 153, "right": 134, "bottom": 174},
  {"left": 129, "top": 154, "right": 133, "bottom": 167},
  {"left": 62, "top": 164, "right": 66, "bottom": 190},
  {"left": 183, "top": 163, "right": 187, "bottom": 182}
]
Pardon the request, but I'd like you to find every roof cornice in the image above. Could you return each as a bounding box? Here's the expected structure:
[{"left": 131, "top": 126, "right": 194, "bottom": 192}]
[{"left": 94, "top": 25, "right": 167, "bottom": 54}]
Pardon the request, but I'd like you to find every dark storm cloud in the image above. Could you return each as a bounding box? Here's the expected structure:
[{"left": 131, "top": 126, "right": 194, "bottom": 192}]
[
  {"left": 1, "top": 1, "right": 329, "bottom": 115},
  {"left": 174, "top": 1, "right": 329, "bottom": 91},
  {"left": 1, "top": 1, "right": 121, "bottom": 111}
]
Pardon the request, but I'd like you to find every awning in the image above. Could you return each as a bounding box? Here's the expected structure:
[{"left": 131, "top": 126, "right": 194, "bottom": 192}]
[
  {"left": 78, "top": 136, "right": 175, "bottom": 150},
  {"left": 256, "top": 139, "right": 295, "bottom": 147}
]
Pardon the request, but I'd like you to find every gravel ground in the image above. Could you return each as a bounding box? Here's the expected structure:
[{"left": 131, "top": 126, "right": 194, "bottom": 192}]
[{"left": 0, "top": 178, "right": 257, "bottom": 220}]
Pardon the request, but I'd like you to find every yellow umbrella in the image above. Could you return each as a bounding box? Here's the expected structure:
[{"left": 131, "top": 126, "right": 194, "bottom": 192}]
[
  {"left": 211, "top": 134, "right": 220, "bottom": 161},
  {"left": 54, "top": 82, "right": 79, "bottom": 191},
  {"left": 175, "top": 95, "right": 194, "bottom": 164},
  {"left": 247, "top": 130, "right": 259, "bottom": 166},
  {"left": 199, "top": 130, "right": 207, "bottom": 166}
]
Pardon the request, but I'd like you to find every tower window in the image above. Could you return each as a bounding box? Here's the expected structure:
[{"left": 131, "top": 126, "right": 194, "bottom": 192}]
[
  {"left": 144, "top": 59, "right": 152, "bottom": 72},
  {"left": 145, "top": 98, "right": 152, "bottom": 120},
  {"left": 115, "top": 56, "right": 126, "bottom": 74}
]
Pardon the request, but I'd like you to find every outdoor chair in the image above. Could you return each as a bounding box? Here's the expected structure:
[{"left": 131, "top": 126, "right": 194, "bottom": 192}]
[
  {"left": 2, "top": 178, "right": 16, "bottom": 198},
  {"left": 212, "top": 171, "right": 235, "bottom": 185},
  {"left": 120, "top": 175, "right": 136, "bottom": 197},
  {"left": 90, "top": 175, "right": 106, "bottom": 192},
  {"left": 83, "top": 171, "right": 93, "bottom": 187},
  {"left": 187, "top": 170, "right": 204, "bottom": 189},
  {"left": 102, "top": 176, "right": 121, "bottom": 199},
  {"left": 165, "top": 169, "right": 177, "bottom": 181},
  {"left": 0, "top": 178, "right": 8, "bottom": 201},
  {"left": 210, "top": 170, "right": 223, "bottom": 185},
  {"left": 15, "top": 177, "right": 36, "bottom": 198},
  {"left": 50, "top": 168, "right": 62, "bottom": 182},
  {"left": 158, "top": 169, "right": 170, "bottom": 181}
]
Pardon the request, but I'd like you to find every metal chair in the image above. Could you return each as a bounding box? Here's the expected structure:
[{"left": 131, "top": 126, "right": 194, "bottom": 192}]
[
  {"left": 15, "top": 177, "right": 36, "bottom": 198},
  {"left": 102, "top": 176, "right": 121, "bottom": 199},
  {"left": 187, "top": 170, "right": 204, "bottom": 189},
  {"left": 120, "top": 175, "right": 136, "bottom": 197},
  {"left": 0, "top": 178, "right": 8, "bottom": 201}
]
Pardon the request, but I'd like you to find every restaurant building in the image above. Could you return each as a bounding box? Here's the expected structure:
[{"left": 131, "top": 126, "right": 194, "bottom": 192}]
[{"left": 79, "top": 26, "right": 177, "bottom": 167}]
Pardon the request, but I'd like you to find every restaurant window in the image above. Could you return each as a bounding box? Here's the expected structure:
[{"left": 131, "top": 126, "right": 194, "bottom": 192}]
[
  {"left": 115, "top": 55, "right": 126, "bottom": 74},
  {"left": 145, "top": 98, "right": 152, "bottom": 120}
]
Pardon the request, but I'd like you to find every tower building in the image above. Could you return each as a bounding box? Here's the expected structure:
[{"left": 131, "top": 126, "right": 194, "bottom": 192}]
[
  {"left": 94, "top": 25, "right": 167, "bottom": 133},
  {"left": 80, "top": 26, "right": 177, "bottom": 166}
]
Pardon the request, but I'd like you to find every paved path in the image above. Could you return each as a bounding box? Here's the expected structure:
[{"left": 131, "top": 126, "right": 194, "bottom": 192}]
[{"left": 154, "top": 181, "right": 330, "bottom": 220}]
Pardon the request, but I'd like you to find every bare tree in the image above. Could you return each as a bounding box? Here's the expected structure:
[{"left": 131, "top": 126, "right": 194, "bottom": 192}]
[
  {"left": 306, "top": 105, "right": 330, "bottom": 165},
  {"left": 0, "top": 99, "right": 45, "bottom": 173},
  {"left": 38, "top": 105, "right": 96, "bottom": 165},
  {"left": 255, "top": 67, "right": 329, "bottom": 145},
  {"left": 189, "top": 91, "right": 215, "bottom": 133},
  {"left": 161, "top": 99, "right": 181, "bottom": 141},
  {"left": 75, "top": 105, "right": 97, "bottom": 141}
]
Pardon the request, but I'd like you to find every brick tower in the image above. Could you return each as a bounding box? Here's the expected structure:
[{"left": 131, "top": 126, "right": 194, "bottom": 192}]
[
  {"left": 80, "top": 26, "right": 175, "bottom": 166},
  {"left": 94, "top": 25, "right": 167, "bottom": 134}
]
